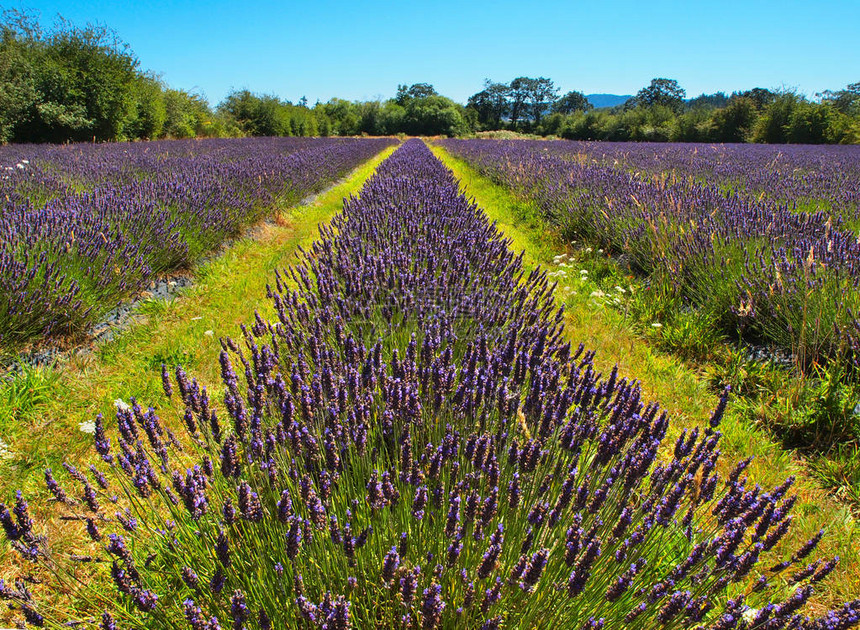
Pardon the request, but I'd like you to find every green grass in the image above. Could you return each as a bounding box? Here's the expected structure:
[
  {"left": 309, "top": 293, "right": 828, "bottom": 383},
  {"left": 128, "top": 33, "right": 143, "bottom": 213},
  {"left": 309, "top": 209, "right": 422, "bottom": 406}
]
[{"left": 431, "top": 143, "right": 860, "bottom": 611}]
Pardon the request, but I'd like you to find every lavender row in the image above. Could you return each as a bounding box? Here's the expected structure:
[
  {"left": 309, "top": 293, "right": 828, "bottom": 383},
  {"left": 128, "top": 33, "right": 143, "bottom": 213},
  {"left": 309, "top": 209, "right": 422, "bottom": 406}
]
[
  {"left": 537, "top": 141, "right": 860, "bottom": 225},
  {"left": 0, "top": 137, "right": 396, "bottom": 352},
  {"left": 438, "top": 138, "right": 860, "bottom": 369},
  {"left": 2, "top": 139, "right": 857, "bottom": 629}
]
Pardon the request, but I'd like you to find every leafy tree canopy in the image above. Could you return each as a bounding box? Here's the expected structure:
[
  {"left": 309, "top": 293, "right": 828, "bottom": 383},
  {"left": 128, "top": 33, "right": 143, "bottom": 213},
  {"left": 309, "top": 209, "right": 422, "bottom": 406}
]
[
  {"left": 635, "top": 78, "right": 686, "bottom": 112},
  {"left": 553, "top": 90, "right": 592, "bottom": 115}
]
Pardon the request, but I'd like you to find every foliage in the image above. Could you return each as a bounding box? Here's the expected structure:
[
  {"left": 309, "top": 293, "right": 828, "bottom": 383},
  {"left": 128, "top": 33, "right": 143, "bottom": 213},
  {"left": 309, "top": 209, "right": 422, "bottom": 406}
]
[
  {"left": 553, "top": 90, "right": 592, "bottom": 115},
  {"left": 0, "top": 10, "right": 228, "bottom": 143},
  {"left": 2, "top": 10, "right": 859, "bottom": 144},
  {"left": 545, "top": 85, "right": 860, "bottom": 145},
  {"left": 467, "top": 81, "right": 511, "bottom": 129},
  {"left": 217, "top": 90, "right": 319, "bottom": 137},
  {"left": 709, "top": 97, "right": 759, "bottom": 142},
  {"left": 686, "top": 92, "right": 730, "bottom": 110},
  {"left": 633, "top": 78, "right": 687, "bottom": 113},
  {"left": 395, "top": 82, "right": 438, "bottom": 105},
  {"left": 163, "top": 89, "right": 233, "bottom": 139}
]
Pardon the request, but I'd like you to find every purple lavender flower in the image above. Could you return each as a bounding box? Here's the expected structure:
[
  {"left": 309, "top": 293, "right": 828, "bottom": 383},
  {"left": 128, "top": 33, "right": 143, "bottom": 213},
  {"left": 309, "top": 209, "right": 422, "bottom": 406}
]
[
  {"left": 421, "top": 582, "right": 445, "bottom": 630},
  {"left": 100, "top": 611, "right": 117, "bottom": 630},
  {"left": 381, "top": 546, "right": 400, "bottom": 584}
]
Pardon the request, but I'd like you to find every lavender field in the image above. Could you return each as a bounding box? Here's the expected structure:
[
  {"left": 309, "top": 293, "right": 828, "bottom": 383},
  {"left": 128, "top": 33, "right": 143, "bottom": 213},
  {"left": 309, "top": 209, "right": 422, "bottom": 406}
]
[
  {"left": 0, "top": 137, "right": 396, "bottom": 354},
  {"left": 439, "top": 139, "right": 860, "bottom": 372},
  {"left": 2, "top": 140, "right": 859, "bottom": 629},
  {"left": 548, "top": 143, "right": 860, "bottom": 224}
]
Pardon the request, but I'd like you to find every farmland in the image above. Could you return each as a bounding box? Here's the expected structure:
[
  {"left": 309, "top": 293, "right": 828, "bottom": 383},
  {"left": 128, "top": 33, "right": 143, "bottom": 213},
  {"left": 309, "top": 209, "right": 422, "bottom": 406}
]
[
  {"left": 0, "top": 137, "right": 396, "bottom": 354},
  {"left": 437, "top": 139, "right": 860, "bottom": 370},
  {"left": 1, "top": 138, "right": 860, "bottom": 628},
  {"left": 437, "top": 139, "right": 860, "bottom": 499}
]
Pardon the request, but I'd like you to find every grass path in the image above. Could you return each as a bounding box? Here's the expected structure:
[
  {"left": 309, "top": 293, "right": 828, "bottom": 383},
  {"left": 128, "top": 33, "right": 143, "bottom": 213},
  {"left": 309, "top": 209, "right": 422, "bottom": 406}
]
[
  {"left": 431, "top": 144, "right": 860, "bottom": 609},
  {"left": 0, "top": 144, "right": 398, "bottom": 501}
]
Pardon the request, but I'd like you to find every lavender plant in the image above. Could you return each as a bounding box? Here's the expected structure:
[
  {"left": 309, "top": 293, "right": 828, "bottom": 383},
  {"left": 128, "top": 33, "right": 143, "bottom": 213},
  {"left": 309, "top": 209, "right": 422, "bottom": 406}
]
[
  {"left": 2, "top": 140, "right": 858, "bottom": 629},
  {"left": 0, "top": 137, "right": 396, "bottom": 353},
  {"left": 540, "top": 141, "right": 860, "bottom": 226},
  {"left": 438, "top": 139, "right": 860, "bottom": 372}
]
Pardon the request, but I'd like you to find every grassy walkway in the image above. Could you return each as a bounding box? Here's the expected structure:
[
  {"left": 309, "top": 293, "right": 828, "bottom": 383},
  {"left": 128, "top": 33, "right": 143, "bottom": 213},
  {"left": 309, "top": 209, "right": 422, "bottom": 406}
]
[
  {"left": 0, "top": 145, "right": 397, "bottom": 500},
  {"left": 431, "top": 144, "right": 860, "bottom": 609}
]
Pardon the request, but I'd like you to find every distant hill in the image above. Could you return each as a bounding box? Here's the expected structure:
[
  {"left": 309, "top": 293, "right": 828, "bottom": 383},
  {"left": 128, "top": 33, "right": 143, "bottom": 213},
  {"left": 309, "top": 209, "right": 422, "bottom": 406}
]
[{"left": 586, "top": 94, "right": 632, "bottom": 109}]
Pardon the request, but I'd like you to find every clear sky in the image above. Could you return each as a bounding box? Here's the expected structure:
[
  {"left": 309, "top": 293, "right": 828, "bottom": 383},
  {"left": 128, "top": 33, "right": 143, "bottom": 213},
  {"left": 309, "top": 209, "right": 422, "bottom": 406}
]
[{"left": 3, "top": 0, "right": 859, "bottom": 105}]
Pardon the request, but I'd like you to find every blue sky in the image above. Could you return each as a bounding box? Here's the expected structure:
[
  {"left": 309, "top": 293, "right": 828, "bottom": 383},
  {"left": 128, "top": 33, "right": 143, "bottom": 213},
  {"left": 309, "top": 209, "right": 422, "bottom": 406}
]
[{"left": 3, "top": 0, "right": 859, "bottom": 105}]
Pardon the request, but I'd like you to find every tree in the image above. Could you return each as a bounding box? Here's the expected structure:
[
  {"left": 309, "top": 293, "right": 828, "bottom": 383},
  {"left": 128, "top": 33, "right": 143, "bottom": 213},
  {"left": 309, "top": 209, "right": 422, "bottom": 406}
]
[
  {"left": 508, "top": 77, "right": 531, "bottom": 127},
  {"left": 785, "top": 101, "right": 835, "bottom": 144},
  {"left": 402, "top": 95, "right": 468, "bottom": 136},
  {"left": 319, "top": 98, "right": 360, "bottom": 135},
  {"left": 553, "top": 90, "right": 592, "bottom": 115},
  {"left": 0, "top": 15, "right": 38, "bottom": 142},
  {"left": 820, "top": 81, "right": 860, "bottom": 115},
  {"left": 751, "top": 91, "right": 800, "bottom": 143},
  {"left": 163, "top": 89, "right": 214, "bottom": 138},
  {"left": 0, "top": 10, "right": 185, "bottom": 142},
  {"left": 395, "top": 83, "right": 438, "bottom": 106},
  {"left": 735, "top": 87, "right": 775, "bottom": 110},
  {"left": 44, "top": 18, "right": 141, "bottom": 140},
  {"left": 686, "top": 92, "right": 729, "bottom": 110},
  {"left": 635, "top": 78, "right": 686, "bottom": 112},
  {"left": 526, "top": 77, "right": 558, "bottom": 126},
  {"left": 125, "top": 73, "right": 166, "bottom": 139},
  {"left": 466, "top": 80, "right": 510, "bottom": 129},
  {"left": 708, "top": 97, "right": 758, "bottom": 142}
]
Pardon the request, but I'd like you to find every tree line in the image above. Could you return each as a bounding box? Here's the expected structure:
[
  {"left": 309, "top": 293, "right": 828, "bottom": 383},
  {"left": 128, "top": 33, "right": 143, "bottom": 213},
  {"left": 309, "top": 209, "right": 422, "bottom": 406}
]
[
  {"left": 2, "top": 11, "right": 858, "bottom": 144},
  {"left": 535, "top": 78, "right": 860, "bottom": 144}
]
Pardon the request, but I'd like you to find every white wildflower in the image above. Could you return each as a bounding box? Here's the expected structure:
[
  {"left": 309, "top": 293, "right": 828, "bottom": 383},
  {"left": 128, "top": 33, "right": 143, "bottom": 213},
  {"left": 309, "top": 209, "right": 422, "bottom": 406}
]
[
  {"left": 191, "top": 316, "right": 203, "bottom": 321},
  {"left": 78, "top": 420, "right": 96, "bottom": 434},
  {"left": 204, "top": 330, "right": 214, "bottom": 337},
  {"left": 651, "top": 322, "right": 663, "bottom": 329},
  {"left": 114, "top": 398, "right": 131, "bottom": 411},
  {"left": 590, "top": 290, "right": 605, "bottom": 298},
  {"left": 615, "top": 286, "right": 626, "bottom": 294},
  {"left": 0, "top": 438, "right": 11, "bottom": 459}
]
